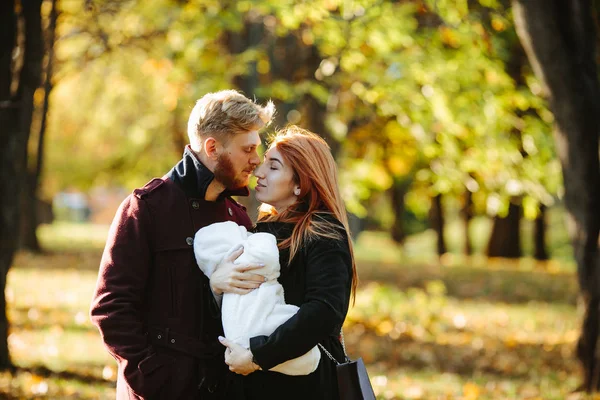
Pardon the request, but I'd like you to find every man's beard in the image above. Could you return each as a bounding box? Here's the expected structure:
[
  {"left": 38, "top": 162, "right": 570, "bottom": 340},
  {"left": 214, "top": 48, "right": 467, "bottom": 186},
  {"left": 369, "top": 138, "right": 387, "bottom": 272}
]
[{"left": 214, "top": 152, "right": 248, "bottom": 190}]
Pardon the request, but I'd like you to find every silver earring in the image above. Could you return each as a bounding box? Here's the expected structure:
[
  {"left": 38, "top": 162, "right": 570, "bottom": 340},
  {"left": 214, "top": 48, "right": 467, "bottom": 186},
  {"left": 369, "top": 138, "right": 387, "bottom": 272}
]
[{"left": 294, "top": 188, "right": 300, "bottom": 196}]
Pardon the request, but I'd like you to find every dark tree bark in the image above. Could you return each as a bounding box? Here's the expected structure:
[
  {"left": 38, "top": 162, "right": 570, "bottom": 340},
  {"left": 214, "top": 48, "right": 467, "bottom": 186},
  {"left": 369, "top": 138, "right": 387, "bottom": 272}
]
[
  {"left": 170, "top": 111, "right": 186, "bottom": 156},
  {"left": 19, "top": 169, "right": 41, "bottom": 251},
  {"left": 19, "top": 0, "right": 56, "bottom": 252},
  {"left": 485, "top": 32, "right": 529, "bottom": 259},
  {"left": 300, "top": 45, "right": 340, "bottom": 158},
  {"left": 534, "top": 204, "right": 549, "bottom": 261},
  {"left": 0, "top": 0, "right": 19, "bottom": 371},
  {"left": 486, "top": 202, "right": 522, "bottom": 258},
  {"left": 0, "top": 0, "right": 44, "bottom": 369},
  {"left": 389, "top": 178, "right": 410, "bottom": 244},
  {"left": 461, "top": 190, "right": 473, "bottom": 255},
  {"left": 513, "top": 0, "right": 600, "bottom": 391},
  {"left": 303, "top": 91, "right": 336, "bottom": 155},
  {"left": 265, "top": 33, "right": 297, "bottom": 129},
  {"left": 430, "top": 194, "right": 447, "bottom": 256}
]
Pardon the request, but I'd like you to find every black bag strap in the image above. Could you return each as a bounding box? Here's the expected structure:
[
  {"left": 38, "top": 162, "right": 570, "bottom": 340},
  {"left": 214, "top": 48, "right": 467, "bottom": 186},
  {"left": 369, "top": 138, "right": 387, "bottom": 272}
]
[{"left": 318, "top": 330, "right": 351, "bottom": 365}]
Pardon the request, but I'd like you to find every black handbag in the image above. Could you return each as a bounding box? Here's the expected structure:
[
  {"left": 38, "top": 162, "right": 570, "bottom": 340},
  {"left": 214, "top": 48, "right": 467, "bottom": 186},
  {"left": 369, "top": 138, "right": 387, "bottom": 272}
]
[{"left": 318, "top": 333, "right": 376, "bottom": 400}]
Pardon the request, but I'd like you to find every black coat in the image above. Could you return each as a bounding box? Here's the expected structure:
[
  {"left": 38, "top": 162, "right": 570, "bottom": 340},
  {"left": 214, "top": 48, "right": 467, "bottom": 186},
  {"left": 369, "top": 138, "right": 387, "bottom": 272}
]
[{"left": 230, "top": 219, "right": 353, "bottom": 400}]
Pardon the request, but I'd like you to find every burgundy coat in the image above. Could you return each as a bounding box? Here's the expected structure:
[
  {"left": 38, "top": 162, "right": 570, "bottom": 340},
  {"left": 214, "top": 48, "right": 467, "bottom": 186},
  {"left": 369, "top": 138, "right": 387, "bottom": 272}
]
[{"left": 91, "top": 147, "right": 252, "bottom": 399}]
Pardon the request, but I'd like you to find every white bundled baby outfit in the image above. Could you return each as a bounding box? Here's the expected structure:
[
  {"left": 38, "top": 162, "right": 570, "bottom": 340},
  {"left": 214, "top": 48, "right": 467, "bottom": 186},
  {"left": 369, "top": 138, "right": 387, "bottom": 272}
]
[{"left": 193, "top": 221, "right": 321, "bottom": 376}]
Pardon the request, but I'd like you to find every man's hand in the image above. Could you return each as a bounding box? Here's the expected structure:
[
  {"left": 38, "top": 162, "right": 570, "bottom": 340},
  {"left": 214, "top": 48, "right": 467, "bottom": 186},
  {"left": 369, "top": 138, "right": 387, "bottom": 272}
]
[
  {"left": 209, "top": 246, "right": 266, "bottom": 295},
  {"left": 219, "top": 336, "right": 261, "bottom": 376}
]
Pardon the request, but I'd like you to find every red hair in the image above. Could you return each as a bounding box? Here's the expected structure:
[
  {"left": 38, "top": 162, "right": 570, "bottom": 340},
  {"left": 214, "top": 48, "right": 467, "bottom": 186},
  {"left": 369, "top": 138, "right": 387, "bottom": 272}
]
[{"left": 258, "top": 125, "right": 358, "bottom": 303}]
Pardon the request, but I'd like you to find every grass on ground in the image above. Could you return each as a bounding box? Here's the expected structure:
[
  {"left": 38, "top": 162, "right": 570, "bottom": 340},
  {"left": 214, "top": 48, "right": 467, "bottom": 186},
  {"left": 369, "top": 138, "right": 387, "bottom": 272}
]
[{"left": 0, "top": 221, "right": 588, "bottom": 399}]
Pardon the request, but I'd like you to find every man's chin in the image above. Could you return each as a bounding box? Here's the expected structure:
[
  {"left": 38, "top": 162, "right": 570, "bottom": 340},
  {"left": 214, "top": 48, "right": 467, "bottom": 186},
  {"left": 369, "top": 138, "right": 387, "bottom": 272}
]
[{"left": 227, "top": 179, "right": 249, "bottom": 190}]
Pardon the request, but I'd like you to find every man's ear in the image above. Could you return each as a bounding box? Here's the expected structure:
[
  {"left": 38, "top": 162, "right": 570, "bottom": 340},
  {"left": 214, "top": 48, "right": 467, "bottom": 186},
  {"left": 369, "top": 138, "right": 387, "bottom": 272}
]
[{"left": 203, "top": 137, "right": 221, "bottom": 160}]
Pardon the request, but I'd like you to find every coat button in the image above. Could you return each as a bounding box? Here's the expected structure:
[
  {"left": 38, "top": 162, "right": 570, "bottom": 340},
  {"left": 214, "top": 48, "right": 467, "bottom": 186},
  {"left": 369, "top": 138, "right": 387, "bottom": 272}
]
[
  {"left": 171, "top": 339, "right": 176, "bottom": 344},
  {"left": 192, "top": 201, "right": 200, "bottom": 209},
  {"left": 228, "top": 207, "right": 233, "bottom": 216},
  {"left": 157, "top": 334, "right": 162, "bottom": 339},
  {"left": 186, "top": 237, "right": 193, "bottom": 246}
]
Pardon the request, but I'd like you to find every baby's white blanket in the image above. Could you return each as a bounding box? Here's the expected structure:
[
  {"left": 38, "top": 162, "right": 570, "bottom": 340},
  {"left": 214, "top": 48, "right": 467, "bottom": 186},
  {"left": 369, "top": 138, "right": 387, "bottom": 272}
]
[{"left": 194, "top": 221, "right": 321, "bottom": 376}]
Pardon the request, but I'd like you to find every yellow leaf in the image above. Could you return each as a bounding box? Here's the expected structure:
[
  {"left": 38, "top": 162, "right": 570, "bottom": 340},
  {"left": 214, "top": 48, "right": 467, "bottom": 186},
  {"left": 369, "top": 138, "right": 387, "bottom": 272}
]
[
  {"left": 463, "top": 382, "right": 481, "bottom": 400},
  {"left": 376, "top": 320, "right": 394, "bottom": 336}
]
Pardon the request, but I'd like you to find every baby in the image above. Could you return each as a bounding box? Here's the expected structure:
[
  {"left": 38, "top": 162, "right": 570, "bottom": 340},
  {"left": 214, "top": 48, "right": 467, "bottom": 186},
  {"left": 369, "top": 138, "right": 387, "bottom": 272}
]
[{"left": 193, "top": 221, "right": 321, "bottom": 376}]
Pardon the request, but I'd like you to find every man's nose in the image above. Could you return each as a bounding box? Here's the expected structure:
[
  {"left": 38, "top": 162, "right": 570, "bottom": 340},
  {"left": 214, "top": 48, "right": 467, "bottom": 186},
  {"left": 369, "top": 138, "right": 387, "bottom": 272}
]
[{"left": 250, "top": 151, "right": 260, "bottom": 166}]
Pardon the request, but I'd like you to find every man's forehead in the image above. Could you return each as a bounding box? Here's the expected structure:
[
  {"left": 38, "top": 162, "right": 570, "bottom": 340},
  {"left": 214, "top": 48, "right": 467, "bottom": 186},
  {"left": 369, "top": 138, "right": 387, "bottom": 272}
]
[{"left": 232, "top": 130, "right": 261, "bottom": 146}]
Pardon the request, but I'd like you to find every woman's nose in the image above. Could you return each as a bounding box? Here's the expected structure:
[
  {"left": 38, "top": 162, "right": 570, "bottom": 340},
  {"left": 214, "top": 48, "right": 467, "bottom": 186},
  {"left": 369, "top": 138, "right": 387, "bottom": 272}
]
[{"left": 253, "top": 165, "right": 264, "bottom": 178}]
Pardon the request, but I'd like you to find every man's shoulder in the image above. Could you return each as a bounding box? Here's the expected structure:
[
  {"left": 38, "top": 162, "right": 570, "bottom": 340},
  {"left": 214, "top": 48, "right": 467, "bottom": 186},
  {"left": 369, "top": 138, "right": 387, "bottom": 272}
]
[
  {"left": 225, "top": 197, "right": 252, "bottom": 229},
  {"left": 225, "top": 196, "right": 247, "bottom": 212},
  {"left": 133, "top": 178, "right": 170, "bottom": 199}
]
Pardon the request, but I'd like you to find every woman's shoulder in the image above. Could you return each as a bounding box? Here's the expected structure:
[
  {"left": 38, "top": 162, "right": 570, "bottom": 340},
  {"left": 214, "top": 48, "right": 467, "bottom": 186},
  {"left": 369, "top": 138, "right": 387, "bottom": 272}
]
[
  {"left": 311, "top": 212, "right": 348, "bottom": 238},
  {"left": 254, "top": 221, "right": 294, "bottom": 238},
  {"left": 305, "top": 213, "right": 350, "bottom": 252},
  {"left": 312, "top": 212, "right": 344, "bottom": 229}
]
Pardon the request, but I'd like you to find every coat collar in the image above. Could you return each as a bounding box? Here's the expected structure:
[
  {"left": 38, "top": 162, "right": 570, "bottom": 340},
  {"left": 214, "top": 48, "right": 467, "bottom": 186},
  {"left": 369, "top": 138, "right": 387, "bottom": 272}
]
[{"left": 167, "top": 145, "right": 250, "bottom": 200}]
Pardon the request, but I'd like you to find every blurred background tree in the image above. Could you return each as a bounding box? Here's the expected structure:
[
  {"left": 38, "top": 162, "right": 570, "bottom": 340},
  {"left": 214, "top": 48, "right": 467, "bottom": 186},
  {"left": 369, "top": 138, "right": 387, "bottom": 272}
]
[
  {"left": 44, "top": 0, "right": 561, "bottom": 243},
  {"left": 3, "top": 0, "right": 600, "bottom": 395},
  {"left": 1, "top": 0, "right": 54, "bottom": 369},
  {"left": 513, "top": 0, "right": 600, "bottom": 392}
]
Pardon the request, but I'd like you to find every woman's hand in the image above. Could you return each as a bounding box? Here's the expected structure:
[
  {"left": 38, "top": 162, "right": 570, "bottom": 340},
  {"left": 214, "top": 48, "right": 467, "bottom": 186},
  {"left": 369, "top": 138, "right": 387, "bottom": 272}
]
[
  {"left": 219, "top": 336, "right": 261, "bottom": 375},
  {"left": 210, "top": 246, "right": 266, "bottom": 295}
]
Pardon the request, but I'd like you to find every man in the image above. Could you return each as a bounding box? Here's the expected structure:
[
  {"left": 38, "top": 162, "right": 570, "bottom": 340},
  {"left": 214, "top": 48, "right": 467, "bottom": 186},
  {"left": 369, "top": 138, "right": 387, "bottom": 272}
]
[{"left": 90, "top": 90, "right": 275, "bottom": 399}]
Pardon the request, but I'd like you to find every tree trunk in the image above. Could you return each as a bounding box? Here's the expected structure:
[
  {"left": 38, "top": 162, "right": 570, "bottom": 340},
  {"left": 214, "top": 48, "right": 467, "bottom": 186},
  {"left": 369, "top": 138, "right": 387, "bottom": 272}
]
[
  {"left": 486, "top": 202, "right": 522, "bottom": 258},
  {"left": 27, "top": 0, "right": 56, "bottom": 251},
  {"left": 389, "top": 178, "right": 410, "bottom": 244},
  {"left": 430, "top": 194, "right": 446, "bottom": 256},
  {"left": 301, "top": 45, "right": 340, "bottom": 158},
  {"left": 461, "top": 190, "right": 473, "bottom": 255},
  {"left": 513, "top": 0, "right": 600, "bottom": 391},
  {"left": 0, "top": 0, "right": 18, "bottom": 369},
  {"left": 266, "top": 33, "right": 297, "bottom": 129},
  {"left": 303, "top": 92, "right": 336, "bottom": 155},
  {"left": 18, "top": 0, "right": 49, "bottom": 252},
  {"left": 485, "top": 33, "right": 528, "bottom": 260},
  {"left": 19, "top": 176, "right": 40, "bottom": 251},
  {"left": 534, "top": 204, "right": 549, "bottom": 261},
  {"left": 0, "top": 0, "right": 44, "bottom": 369}
]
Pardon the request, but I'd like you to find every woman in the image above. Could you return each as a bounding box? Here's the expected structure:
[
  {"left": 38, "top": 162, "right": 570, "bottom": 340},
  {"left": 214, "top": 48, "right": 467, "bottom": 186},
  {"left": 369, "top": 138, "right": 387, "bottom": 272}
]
[{"left": 217, "top": 125, "right": 358, "bottom": 399}]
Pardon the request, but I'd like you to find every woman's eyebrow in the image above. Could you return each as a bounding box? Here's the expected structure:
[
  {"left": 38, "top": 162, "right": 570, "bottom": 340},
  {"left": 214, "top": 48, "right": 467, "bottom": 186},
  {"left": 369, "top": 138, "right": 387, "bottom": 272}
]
[{"left": 267, "top": 157, "right": 283, "bottom": 166}]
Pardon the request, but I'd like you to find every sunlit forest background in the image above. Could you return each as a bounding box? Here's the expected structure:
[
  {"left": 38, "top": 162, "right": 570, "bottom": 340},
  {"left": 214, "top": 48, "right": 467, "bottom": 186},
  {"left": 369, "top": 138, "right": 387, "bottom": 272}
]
[{"left": 2, "top": 0, "right": 600, "bottom": 398}]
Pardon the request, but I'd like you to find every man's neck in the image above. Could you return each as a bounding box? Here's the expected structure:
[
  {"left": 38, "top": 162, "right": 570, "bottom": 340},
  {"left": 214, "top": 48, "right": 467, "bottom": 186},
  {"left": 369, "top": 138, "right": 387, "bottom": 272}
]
[
  {"left": 192, "top": 148, "right": 223, "bottom": 201},
  {"left": 205, "top": 180, "right": 225, "bottom": 202}
]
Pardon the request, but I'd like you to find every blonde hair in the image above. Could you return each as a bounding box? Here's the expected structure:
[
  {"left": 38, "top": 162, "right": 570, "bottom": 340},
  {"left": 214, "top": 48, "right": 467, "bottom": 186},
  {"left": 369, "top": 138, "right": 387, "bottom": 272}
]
[
  {"left": 259, "top": 125, "right": 358, "bottom": 303},
  {"left": 187, "top": 90, "right": 275, "bottom": 149}
]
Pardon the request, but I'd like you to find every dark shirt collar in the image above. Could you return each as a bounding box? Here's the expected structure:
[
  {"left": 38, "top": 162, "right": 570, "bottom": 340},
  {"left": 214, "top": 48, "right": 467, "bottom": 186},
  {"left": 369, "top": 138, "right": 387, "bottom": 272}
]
[{"left": 166, "top": 145, "right": 250, "bottom": 200}]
